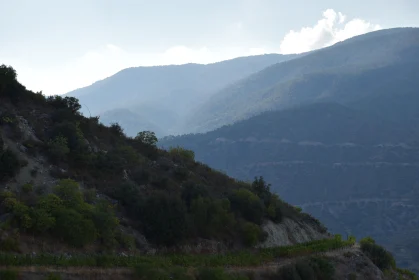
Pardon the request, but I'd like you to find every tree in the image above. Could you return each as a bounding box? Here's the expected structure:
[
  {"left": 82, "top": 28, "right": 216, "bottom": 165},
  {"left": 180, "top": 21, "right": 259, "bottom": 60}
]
[
  {"left": 0, "top": 149, "right": 21, "bottom": 181},
  {"left": 53, "top": 208, "right": 97, "bottom": 247},
  {"left": 229, "top": 188, "right": 265, "bottom": 225},
  {"left": 47, "top": 135, "right": 70, "bottom": 161},
  {"left": 141, "top": 192, "right": 188, "bottom": 246},
  {"left": 53, "top": 179, "right": 84, "bottom": 209},
  {"left": 0, "top": 65, "right": 17, "bottom": 96},
  {"left": 46, "top": 95, "right": 81, "bottom": 113},
  {"left": 251, "top": 176, "right": 271, "bottom": 198},
  {"left": 136, "top": 131, "right": 158, "bottom": 146}
]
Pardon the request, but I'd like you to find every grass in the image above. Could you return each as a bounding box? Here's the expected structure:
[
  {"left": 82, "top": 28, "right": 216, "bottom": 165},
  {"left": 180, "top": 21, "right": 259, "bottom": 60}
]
[{"left": 0, "top": 237, "right": 354, "bottom": 268}]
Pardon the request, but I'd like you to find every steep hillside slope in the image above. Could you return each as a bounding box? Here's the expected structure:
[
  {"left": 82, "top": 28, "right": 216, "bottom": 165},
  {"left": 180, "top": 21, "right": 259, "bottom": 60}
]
[
  {"left": 0, "top": 64, "right": 329, "bottom": 254},
  {"left": 160, "top": 99, "right": 419, "bottom": 273},
  {"left": 65, "top": 54, "right": 297, "bottom": 137},
  {"left": 183, "top": 28, "right": 419, "bottom": 133}
]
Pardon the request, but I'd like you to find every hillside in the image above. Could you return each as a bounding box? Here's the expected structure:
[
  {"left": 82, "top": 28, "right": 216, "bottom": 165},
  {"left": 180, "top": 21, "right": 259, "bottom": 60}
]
[
  {"left": 182, "top": 27, "right": 419, "bottom": 133},
  {"left": 160, "top": 95, "right": 419, "bottom": 274},
  {"left": 1, "top": 66, "right": 416, "bottom": 279},
  {"left": 64, "top": 53, "right": 297, "bottom": 137}
]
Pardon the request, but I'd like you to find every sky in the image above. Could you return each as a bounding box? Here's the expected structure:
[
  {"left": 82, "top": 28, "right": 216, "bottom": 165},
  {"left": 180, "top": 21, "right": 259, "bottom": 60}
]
[{"left": 1, "top": 0, "right": 418, "bottom": 96}]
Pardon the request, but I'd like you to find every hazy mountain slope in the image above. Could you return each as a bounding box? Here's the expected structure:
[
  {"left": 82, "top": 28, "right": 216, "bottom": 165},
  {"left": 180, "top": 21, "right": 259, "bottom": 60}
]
[
  {"left": 183, "top": 28, "right": 419, "bottom": 133},
  {"left": 65, "top": 53, "right": 297, "bottom": 136},
  {"left": 98, "top": 108, "right": 168, "bottom": 137},
  {"left": 160, "top": 96, "right": 419, "bottom": 272}
]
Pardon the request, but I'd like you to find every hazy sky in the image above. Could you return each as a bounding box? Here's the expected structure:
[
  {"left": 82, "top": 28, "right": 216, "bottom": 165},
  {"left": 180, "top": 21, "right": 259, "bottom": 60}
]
[{"left": 1, "top": 0, "right": 418, "bottom": 96}]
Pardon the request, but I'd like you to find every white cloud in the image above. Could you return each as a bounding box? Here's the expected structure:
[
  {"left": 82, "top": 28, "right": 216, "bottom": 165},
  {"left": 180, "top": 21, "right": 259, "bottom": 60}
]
[
  {"left": 279, "top": 9, "right": 381, "bottom": 54},
  {"left": 4, "top": 44, "right": 269, "bottom": 96}
]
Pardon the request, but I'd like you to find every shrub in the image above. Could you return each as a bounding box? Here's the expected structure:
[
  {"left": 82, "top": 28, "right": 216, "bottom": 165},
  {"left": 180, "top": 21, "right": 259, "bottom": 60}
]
[
  {"left": 197, "top": 268, "right": 229, "bottom": 280},
  {"left": 0, "top": 235, "right": 20, "bottom": 252},
  {"left": 53, "top": 208, "right": 97, "bottom": 247},
  {"left": 141, "top": 192, "right": 188, "bottom": 246},
  {"left": 190, "top": 197, "right": 236, "bottom": 239},
  {"left": 47, "top": 135, "right": 70, "bottom": 161},
  {"left": 21, "top": 183, "right": 33, "bottom": 193},
  {"left": 276, "top": 257, "right": 335, "bottom": 280},
  {"left": 396, "top": 268, "right": 417, "bottom": 280},
  {"left": 169, "top": 146, "right": 195, "bottom": 161},
  {"left": 0, "top": 149, "right": 21, "bottom": 181},
  {"left": 116, "top": 231, "right": 136, "bottom": 250},
  {"left": 229, "top": 189, "right": 265, "bottom": 225},
  {"left": 360, "top": 237, "right": 396, "bottom": 270},
  {"left": 136, "top": 131, "right": 158, "bottom": 146},
  {"left": 181, "top": 181, "right": 209, "bottom": 210},
  {"left": 2, "top": 179, "right": 120, "bottom": 249},
  {"left": 0, "top": 269, "right": 19, "bottom": 280},
  {"left": 241, "top": 222, "right": 264, "bottom": 247}
]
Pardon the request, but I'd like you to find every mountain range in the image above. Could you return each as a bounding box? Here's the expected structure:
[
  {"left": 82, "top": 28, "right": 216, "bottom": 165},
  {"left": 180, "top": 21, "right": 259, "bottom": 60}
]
[{"left": 65, "top": 53, "right": 298, "bottom": 137}]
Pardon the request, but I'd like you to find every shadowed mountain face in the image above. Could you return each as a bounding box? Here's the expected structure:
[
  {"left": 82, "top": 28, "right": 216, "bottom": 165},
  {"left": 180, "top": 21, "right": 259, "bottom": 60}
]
[
  {"left": 182, "top": 28, "right": 419, "bottom": 133},
  {"left": 65, "top": 54, "right": 297, "bottom": 137},
  {"left": 159, "top": 44, "right": 419, "bottom": 273}
]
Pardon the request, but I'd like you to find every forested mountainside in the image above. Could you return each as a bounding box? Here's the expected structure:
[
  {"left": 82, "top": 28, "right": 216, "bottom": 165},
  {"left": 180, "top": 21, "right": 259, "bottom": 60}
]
[
  {"left": 65, "top": 53, "right": 297, "bottom": 137},
  {"left": 160, "top": 99, "right": 419, "bottom": 274},
  {"left": 1, "top": 65, "right": 416, "bottom": 279},
  {"left": 183, "top": 28, "right": 419, "bottom": 133}
]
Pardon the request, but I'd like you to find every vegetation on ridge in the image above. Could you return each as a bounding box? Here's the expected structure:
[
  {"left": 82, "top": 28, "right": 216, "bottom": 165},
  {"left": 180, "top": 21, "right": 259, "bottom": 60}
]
[{"left": 0, "top": 64, "right": 322, "bottom": 252}]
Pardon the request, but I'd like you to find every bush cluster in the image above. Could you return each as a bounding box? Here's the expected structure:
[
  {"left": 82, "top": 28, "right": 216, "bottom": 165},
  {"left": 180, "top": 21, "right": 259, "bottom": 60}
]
[{"left": 0, "top": 179, "right": 121, "bottom": 248}]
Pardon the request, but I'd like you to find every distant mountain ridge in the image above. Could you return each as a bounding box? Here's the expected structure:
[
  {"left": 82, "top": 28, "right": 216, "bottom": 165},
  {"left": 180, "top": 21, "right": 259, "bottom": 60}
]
[
  {"left": 65, "top": 53, "right": 298, "bottom": 137},
  {"left": 182, "top": 27, "right": 419, "bottom": 133}
]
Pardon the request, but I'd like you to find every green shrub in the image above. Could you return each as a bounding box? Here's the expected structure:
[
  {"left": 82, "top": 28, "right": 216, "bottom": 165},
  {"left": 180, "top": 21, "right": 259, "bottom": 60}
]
[
  {"left": 229, "top": 189, "right": 265, "bottom": 225},
  {"left": 53, "top": 208, "right": 97, "bottom": 247},
  {"left": 360, "top": 237, "right": 396, "bottom": 270},
  {"left": 2, "top": 179, "right": 120, "bottom": 249},
  {"left": 47, "top": 135, "right": 70, "bottom": 161},
  {"left": 21, "top": 183, "right": 33, "bottom": 193},
  {"left": 0, "top": 235, "right": 20, "bottom": 252},
  {"left": 136, "top": 131, "right": 158, "bottom": 146},
  {"left": 189, "top": 197, "right": 236, "bottom": 239},
  {"left": 141, "top": 192, "right": 188, "bottom": 246},
  {"left": 116, "top": 231, "right": 136, "bottom": 250},
  {"left": 276, "top": 257, "right": 335, "bottom": 280},
  {"left": 169, "top": 146, "right": 195, "bottom": 161},
  {"left": 396, "top": 268, "right": 417, "bottom": 280},
  {"left": 241, "top": 222, "right": 264, "bottom": 247},
  {"left": 0, "top": 269, "right": 19, "bottom": 280}
]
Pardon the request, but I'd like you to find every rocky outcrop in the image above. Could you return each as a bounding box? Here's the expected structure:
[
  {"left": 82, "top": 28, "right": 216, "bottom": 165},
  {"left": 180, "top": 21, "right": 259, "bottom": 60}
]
[{"left": 259, "top": 218, "right": 330, "bottom": 248}]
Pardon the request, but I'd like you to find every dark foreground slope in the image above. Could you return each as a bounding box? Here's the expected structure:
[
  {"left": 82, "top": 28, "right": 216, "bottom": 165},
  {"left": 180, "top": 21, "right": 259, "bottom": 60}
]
[
  {"left": 183, "top": 28, "right": 419, "bottom": 133},
  {"left": 65, "top": 53, "right": 297, "bottom": 137},
  {"left": 1, "top": 64, "right": 326, "bottom": 254}
]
